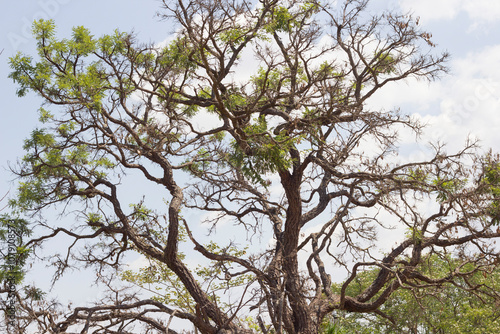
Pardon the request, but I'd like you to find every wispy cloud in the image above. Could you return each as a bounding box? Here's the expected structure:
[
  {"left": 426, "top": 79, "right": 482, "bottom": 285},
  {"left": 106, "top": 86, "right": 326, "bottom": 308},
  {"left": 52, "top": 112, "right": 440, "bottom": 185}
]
[{"left": 400, "top": 0, "right": 500, "bottom": 26}]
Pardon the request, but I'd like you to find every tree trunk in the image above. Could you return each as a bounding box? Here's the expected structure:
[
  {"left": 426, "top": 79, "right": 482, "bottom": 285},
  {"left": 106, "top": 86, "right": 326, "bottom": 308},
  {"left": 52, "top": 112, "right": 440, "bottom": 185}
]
[{"left": 280, "top": 170, "right": 318, "bottom": 334}]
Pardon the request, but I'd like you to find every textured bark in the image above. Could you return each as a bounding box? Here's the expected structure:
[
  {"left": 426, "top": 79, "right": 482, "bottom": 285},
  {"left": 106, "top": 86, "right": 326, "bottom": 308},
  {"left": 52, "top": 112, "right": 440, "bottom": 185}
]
[{"left": 280, "top": 170, "right": 318, "bottom": 333}]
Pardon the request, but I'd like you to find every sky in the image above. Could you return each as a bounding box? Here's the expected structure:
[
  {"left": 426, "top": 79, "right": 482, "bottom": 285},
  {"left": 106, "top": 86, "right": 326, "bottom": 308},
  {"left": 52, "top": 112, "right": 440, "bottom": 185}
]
[{"left": 1, "top": 0, "right": 500, "bottom": 330}]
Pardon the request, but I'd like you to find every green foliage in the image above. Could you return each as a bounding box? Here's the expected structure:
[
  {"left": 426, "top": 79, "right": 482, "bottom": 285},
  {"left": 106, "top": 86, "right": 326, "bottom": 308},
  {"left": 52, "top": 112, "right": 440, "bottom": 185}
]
[
  {"left": 10, "top": 20, "right": 106, "bottom": 107},
  {"left": 432, "top": 176, "right": 464, "bottom": 202},
  {"left": 120, "top": 211, "right": 194, "bottom": 308},
  {"left": 86, "top": 212, "right": 102, "bottom": 225},
  {"left": 11, "top": 128, "right": 112, "bottom": 210},
  {"left": 69, "top": 26, "right": 96, "bottom": 56},
  {"left": 0, "top": 216, "right": 32, "bottom": 285},
  {"left": 182, "top": 148, "right": 211, "bottom": 176},
  {"left": 332, "top": 265, "right": 381, "bottom": 299},
  {"left": 481, "top": 156, "right": 500, "bottom": 223},
  {"left": 122, "top": 236, "right": 253, "bottom": 314},
  {"left": 158, "top": 36, "right": 199, "bottom": 73},
  {"left": 121, "top": 260, "right": 196, "bottom": 312},
  {"left": 396, "top": 166, "right": 466, "bottom": 204},
  {"left": 407, "top": 167, "right": 429, "bottom": 183},
  {"left": 251, "top": 66, "right": 290, "bottom": 92},
  {"left": 219, "top": 27, "right": 247, "bottom": 45},
  {"left": 371, "top": 52, "right": 396, "bottom": 75},
  {"left": 210, "top": 131, "right": 226, "bottom": 142},
  {"left": 229, "top": 116, "right": 298, "bottom": 185},
  {"left": 201, "top": 86, "right": 248, "bottom": 116},
  {"left": 266, "top": 6, "right": 294, "bottom": 33},
  {"left": 195, "top": 242, "right": 253, "bottom": 290},
  {"left": 38, "top": 107, "right": 53, "bottom": 123},
  {"left": 329, "top": 255, "right": 500, "bottom": 334},
  {"left": 264, "top": 1, "right": 319, "bottom": 34},
  {"left": 97, "top": 29, "right": 128, "bottom": 56},
  {"left": 129, "top": 203, "right": 153, "bottom": 222},
  {"left": 404, "top": 226, "right": 423, "bottom": 243},
  {"left": 23, "top": 128, "right": 55, "bottom": 150},
  {"left": 24, "top": 285, "right": 46, "bottom": 301},
  {"left": 315, "top": 61, "right": 338, "bottom": 81},
  {"left": 13, "top": 179, "right": 47, "bottom": 210},
  {"left": 33, "top": 19, "right": 56, "bottom": 47}
]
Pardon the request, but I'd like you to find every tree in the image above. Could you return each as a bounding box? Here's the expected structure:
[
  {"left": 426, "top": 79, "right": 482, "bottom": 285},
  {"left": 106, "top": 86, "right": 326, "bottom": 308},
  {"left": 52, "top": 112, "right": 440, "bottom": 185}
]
[
  {"left": 323, "top": 254, "right": 500, "bottom": 334},
  {"left": 0, "top": 193, "right": 33, "bottom": 334},
  {"left": 4, "top": 0, "right": 500, "bottom": 333}
]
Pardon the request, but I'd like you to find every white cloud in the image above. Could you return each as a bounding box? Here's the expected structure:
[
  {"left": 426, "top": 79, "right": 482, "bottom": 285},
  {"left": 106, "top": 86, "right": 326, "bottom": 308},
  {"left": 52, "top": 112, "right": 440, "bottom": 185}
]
[
  {"left": 190, "top": 109, "right": 224, "bottom": 132},
  {"left": 452, "top": 45, "right": 500, "bottom": 79},
  {"left": 400, "top": 0, "right": 461, "bottom": 21},
  {"left": 367, "top": 78, "right": 443, "bottom": 113},
  {"left": 125, "top": 254, "right": 150, "bottom": 270},
  {"left": 400, "top": 0, "right": 500, "bottom": 25},
  {"left": 363, "top": 42, "right": 500, "bottom": 159},
  {"left": 407, "top": 45, "right": 500, "bottom": 152},
  {"left": 462, "top": 0, "right": 500, "bottom": 22}
]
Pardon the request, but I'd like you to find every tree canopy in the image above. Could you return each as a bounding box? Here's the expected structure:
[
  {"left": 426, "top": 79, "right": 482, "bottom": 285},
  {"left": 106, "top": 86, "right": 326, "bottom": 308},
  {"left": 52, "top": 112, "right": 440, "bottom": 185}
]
[
  {"left": 325, "top": 254, "right": 500, "bottom": 334},
  {"left": 3, "top": 0, "right": 500, "bottom": 333}
]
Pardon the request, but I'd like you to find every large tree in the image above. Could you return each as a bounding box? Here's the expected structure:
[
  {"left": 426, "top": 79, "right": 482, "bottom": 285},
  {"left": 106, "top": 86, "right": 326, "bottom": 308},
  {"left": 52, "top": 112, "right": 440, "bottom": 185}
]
[{"left": 4, "top": 0, "right": 500, "bottom": 333}]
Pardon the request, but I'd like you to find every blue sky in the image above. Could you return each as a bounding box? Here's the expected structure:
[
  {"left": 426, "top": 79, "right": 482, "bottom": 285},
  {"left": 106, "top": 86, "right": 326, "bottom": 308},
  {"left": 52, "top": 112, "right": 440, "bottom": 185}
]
[
  {"left": 1, "top": 0, "right": 170, "bottom": 193},
  {"left": 1, "top": 0, "right": 500, "bottom": 329}
]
